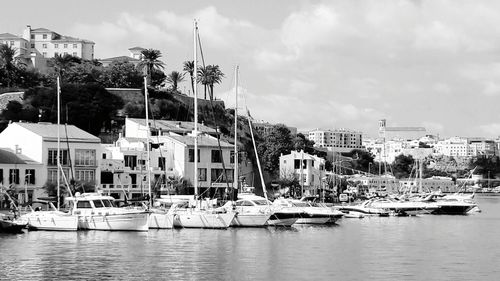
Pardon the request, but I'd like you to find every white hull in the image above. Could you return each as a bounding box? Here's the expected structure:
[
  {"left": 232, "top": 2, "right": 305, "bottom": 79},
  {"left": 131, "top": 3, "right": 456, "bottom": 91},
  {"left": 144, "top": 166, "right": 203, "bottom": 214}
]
[
  {"left": 78, "top": 212, "right": 149, "bottom": 231},
  {"left": 22, "top": 212, "right": 78, "bottom": 231},
  {"left": 232, "top": 213, "right": 271, "bottom": 227},
  {"left": 266, "top": 217, "right": 298, "bottom": 227},
  {"left": 175, "top": 210, "right": 236, "bottom": 229},
  {"left": 294, "top": 217, "right": 330, "bottom": 224},
  {"left": 149, "top": 211, "right": 175, "bottom": 229}
]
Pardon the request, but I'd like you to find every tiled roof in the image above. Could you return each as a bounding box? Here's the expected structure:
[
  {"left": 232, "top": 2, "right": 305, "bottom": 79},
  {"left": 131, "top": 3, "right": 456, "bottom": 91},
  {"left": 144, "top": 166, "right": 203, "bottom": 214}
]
[
  {"left": 0, "top": 148, "right": 26, "bottom": 164},
  {"left": 15, "top": 122, "right": 100, "bottom": 142},
  {"left": 53, "top": 35, "right": 94, "bottom": 44},
  {"left": 31, "top": 28, "right": 54, "bottom": 33},
  {"left": 0, "top": 33, "right": 21, "bottom": 39},
  {"left": 129, "top": 47, "right": 145, "bottom": 51},
  {"left": 167, "top": 134, "right": 232, "bottom": 148}
]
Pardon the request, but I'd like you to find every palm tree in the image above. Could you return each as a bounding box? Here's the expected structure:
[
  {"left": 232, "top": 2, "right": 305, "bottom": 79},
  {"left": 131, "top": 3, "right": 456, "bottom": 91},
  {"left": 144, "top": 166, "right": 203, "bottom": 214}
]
[
  {"left": 47, "top": 54, "right": 81, "bottom": 79},
  {"left": 0, "top": 44, "right": 17, "bottom": 71},
  {"left": 197, "top": 65, "right": 225, "bottom": 100},
  {"left": 166, "top": 71, "right": 185, "bottom": 93},
  {"left": 183, "top": 60, "right": 195, "bottom": 96},
  {"left": 138, "top": 49, "right": 165, "bottom": 86}
]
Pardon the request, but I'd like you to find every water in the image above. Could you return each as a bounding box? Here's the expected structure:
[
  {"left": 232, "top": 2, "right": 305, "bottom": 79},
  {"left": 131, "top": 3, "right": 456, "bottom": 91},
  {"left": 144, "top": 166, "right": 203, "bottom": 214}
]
[{"left": 1, "top": 195, "right": 500, "bottom": 281}]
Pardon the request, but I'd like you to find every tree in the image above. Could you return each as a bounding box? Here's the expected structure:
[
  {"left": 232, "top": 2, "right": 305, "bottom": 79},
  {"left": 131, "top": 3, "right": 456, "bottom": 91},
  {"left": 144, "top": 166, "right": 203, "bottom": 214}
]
[
  {"left": 0, "top": 44, "right": 27, "bottom": 87},
  {"left": 100, "top": 60, "right": 143, "bottom": 88},
  {"left": 137, "top": 49, "right": 165, "bottom": 86},
  {"left": 166, "top": 71, "right": 185, "bottom": 93},
  {"left": 197, "top": 65, "right": 225, "bottom": 100},
  {"left": 183, "top": 60, "right": 195, "bottom": 96},
  {"left": 257, "top": 124, "right": 294, "bottom": 177},
  {"left": 392, "top": 154, "right": 415, "bottom": 179},
  {"left": 292, "top": 133, "right": 316, "bottom": 154},
  {"left": 47, "top": 54, "right": 81, "bottom": 80}
]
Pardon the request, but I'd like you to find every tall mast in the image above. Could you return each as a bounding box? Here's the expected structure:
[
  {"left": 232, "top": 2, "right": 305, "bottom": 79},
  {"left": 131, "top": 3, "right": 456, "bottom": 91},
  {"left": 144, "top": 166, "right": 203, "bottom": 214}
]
[
  {"left": 144, "top": 76, "right": 152, "bottom": 205},
  {"left": 193, "top": 20, "right": 199, "bottom": 197},
  {"left": 248, "top": 115, "right": 268, "bottom": 202},
  {"left": 233, "top": 65, "right": 239, "bottom": 193},
  {"left": 57, "top": 76, "right": 61, "bottom": 210}
]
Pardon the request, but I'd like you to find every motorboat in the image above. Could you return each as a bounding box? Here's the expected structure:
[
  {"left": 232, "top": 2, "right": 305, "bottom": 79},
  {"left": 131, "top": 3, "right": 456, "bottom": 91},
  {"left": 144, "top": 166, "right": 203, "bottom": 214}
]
[
  {"left": 18, "top": 200, "right": 78, "bottom": 231},
  {"left": 0, "top": 213, "right": 27, "bottom": 233},
  {"left": 66, "top": 193, "right": 149, "bottom": 231},
  {"left": 420, "top": 194, "right": 477, "bottom": 215},
  {"left": 364, "top": 198, "right": 438, "bottom": 216},
  {"left": 273, "top": 198, "right": 340, "bottom": 225},
  {"left": 335, "top": 201, "right": 390, "bottom": 217},
  {"left": 173, "top": 197, "right": 236, "bottom": 229},
  {"left": 222, "top": 194, "right": 272, "bottom": 227}
]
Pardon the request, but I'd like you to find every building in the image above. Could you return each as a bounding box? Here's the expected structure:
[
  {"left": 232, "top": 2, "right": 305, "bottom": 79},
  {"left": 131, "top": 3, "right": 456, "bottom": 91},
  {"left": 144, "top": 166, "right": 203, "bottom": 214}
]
[
  {"left": 347, "top": 174, "right": 400, "bottom": 193},
  {"left": 0, "top": 122, "right": 102, "bottom": 202},
  {"left": 279, "top": 150, "right": 326, "bottom": 196},
  {"left": 1, "top": 25, "right": 95, "bottom": 72},
  {"left": 307, "top": 128, "right": 363, "bottom": 157},
  {"left": 125, "top": 118, "right": 217, "bottom": 138},
  {"left": 399, "top": 176, "right": 457, "bottom": 193},
  {"left": 99, "top": 47, "right": 144, "bottom": 67},
  {"left": 253, "top": 122, "right": 297, "bottom": 137},
  {"left": 378, "top": 119, "right": 426, "bottom": 141},
  {"left": 0, "top": 148, "right": 43, "bottom": 208},
  {"left": 435, "top": 137, "right": 496, "bottom": 158}
]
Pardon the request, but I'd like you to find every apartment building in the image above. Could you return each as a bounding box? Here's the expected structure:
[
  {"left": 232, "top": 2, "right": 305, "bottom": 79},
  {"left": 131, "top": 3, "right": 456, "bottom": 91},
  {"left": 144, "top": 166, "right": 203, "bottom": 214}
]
[{"left": 308, "top": 128, "right": 363, "bottom": 154}]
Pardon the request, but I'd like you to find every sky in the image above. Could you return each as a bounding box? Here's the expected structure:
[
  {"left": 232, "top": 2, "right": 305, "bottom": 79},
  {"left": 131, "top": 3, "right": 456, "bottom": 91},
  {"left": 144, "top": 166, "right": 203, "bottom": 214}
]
[{"left": 3, "top": 0, "right": 500, "bottom": 139}]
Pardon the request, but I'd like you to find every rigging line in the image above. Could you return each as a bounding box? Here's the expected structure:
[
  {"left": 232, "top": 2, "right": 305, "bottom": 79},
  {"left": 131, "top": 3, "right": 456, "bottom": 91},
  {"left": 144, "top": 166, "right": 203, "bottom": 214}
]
[{"left": 196, "top": 34, "right": 232, "bottom": 201}]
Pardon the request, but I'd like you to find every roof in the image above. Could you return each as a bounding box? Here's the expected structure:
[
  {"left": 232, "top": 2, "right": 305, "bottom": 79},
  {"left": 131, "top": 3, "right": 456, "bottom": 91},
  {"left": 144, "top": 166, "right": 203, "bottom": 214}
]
[
  {"left": 128, "top": 118, "right": 218, "bottom": 135},
  {"left": 99, "top": 56, "right": 140, "bottom": 62},
  {"left": 129, "top": 47, "right": 145, "bottom": 51},
  {"left": 14, "top": 122, "right": 100, "bottom": 143},
  {"left": 31, "top": 28, "right": 54, "bottom": 33},
  {"left": 0, "top": 33, "right": 21, "bottom": 39},
  {"left": 0, "top": 148, "right": 39, "bottom": 165},
  {"left": 167, "top": 134, "right": 232, "bottom": 148},
  {"left": 53, "top": 35, "right": 94, "bottom": 44},
  {"left": 383, "top": 127, "right": 426, "bottom": 132}
]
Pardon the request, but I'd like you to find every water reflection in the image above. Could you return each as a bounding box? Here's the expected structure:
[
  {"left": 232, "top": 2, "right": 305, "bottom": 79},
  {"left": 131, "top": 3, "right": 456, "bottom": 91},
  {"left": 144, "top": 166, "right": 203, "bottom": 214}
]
[{"left": 1, "top": 195, "right": 500, "bottom": 280}]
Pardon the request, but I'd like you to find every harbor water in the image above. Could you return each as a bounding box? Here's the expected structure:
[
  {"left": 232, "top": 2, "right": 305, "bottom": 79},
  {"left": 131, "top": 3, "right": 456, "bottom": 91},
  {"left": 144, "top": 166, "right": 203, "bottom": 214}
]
[{"left": 1, "top": 194, "right": 500, "bottom": 281}]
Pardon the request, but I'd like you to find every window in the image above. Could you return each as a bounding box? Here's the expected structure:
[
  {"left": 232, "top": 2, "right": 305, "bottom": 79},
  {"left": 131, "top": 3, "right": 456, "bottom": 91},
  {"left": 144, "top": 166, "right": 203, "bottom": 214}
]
[
  {"left": 9, "top": 169, "right": 20, "bottom": 184},
  {"left": 64, "top": 44, "right": 68, "bottom": 48},
  {"left": 75, "top": 149, "right": 96, "bottom": 166},
  {"left": 75, "top": 170, "right": 95, "bottom": 182},
  {"left": 158, "top": 157, "right": 166, "bottom": 170},
  {"left": 48, "top": 149, "right": 69, "bottom": 165},
  {"left": 198, "top": 168, "right": 207, "bottom": 181},
  {"left": 43, "top": 34, "right": 47, "bottom": 39},
  {"left": 42, "top": 43, "right": 47, "bottom": 48},
  {"left": 73, "top": 44, "right": 77, "bottom": 48},
  {"left": 77, "top": 201, "right": 92, "bottom": 208},
  {"left": 54, "top": 43, "right": 59, "bottom": 48},
  {"left": 42, "top": 52, "right": 47, "bottom": 57},
  {"left": 25, "top": 169, "right": 35, "bottom": 185},
  {"left": 47, "top": 168, "right": 70, "bottom": 183},
  {"left": 210, "top": 168, "right": 233, "bottom": 183},
  {"left": 30, "top": 34, "right": 34, "bottom": 39},
  {"left": 102, "top": 153, "right": 107, "bottom": 159},
  {"left": 30, "top": 43, "right": 34, "bottom": 48},
  {"left": 124, "top": 155, "right": 137, "bottom": 169},
  {"left": 188, "top": 149, "right": 200, "bottom": 162},
  {"left": 54, "top": 52, "right": 58, "bottom": 56},
  {"left": 10, "top": 41, "right": 14, "bottom": 46},
  {"left": 72, "top": 52, "right": 77, "bottom": 56},
  {"left": 230, "top": 151, "right": 235, "bottom": 164},
  {"left": 93, "top": 200, "right": 104, "bottom": 208},
  {"left": 211, "top": 150, "right": 222, "bottom": 163}
]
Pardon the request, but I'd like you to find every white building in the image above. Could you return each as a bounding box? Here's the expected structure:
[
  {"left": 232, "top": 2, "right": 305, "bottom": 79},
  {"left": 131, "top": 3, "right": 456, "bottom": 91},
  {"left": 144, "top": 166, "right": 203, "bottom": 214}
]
[
  {"left": 347, "top": 174, "right": 400, "bottom": 193},
  {"left": 1, "top": 25, "right": 95, "bottom": 72},
  {"left": 435, "top": 137, "right": 496, "bottom": 158},
  {"left": 279, "top": 150, "right": 326, "bottom": 196},
  {"left": 0, "top": 148, "right": 43, "bottom": 207},
  {"left": 307, "top": 128, "right": 363, "bottom": 152},
  {"left": 0, "top": 122, "right": 101, "bottom": 201}
]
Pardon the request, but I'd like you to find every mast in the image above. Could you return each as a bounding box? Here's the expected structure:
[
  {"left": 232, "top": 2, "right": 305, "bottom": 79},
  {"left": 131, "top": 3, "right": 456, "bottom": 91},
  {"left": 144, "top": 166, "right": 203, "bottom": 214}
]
[
  {"left": 57, "top": 76, "right": 61, "bottom": 210},
  {"left": 144, "top": 76, "right": 152, "bottom": 206},
  {"left": 233, "top": 65, "right": 239, "bottom": 193},
  {"left": 193, "top": 20, "right": 199, "bottom": 198},
  {"left": 248, "top": 115, "right": 268, "bottom": 202}
]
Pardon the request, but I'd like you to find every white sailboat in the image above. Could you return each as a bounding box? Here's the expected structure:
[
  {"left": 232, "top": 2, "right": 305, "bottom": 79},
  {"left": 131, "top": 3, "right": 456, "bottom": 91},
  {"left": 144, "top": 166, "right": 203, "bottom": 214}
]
[
  {"left": 18, "top": 77, "right": 79, "bottom": 231},
  {"left": 174, "top": 20, "right": 236, "bottom": 229}
]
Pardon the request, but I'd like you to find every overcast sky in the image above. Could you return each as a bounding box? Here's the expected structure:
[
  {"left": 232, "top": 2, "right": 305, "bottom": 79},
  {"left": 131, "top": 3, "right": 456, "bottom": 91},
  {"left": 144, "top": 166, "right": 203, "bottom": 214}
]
[{"left": 3, "top": 0, "right": 500, "bottom": 138}]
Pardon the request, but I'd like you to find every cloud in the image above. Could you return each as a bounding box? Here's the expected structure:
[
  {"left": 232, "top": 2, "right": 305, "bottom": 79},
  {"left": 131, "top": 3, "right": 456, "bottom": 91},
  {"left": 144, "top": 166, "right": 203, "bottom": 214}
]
[{"left": 479, "top": 123, "right": 500, "bottom": 138}]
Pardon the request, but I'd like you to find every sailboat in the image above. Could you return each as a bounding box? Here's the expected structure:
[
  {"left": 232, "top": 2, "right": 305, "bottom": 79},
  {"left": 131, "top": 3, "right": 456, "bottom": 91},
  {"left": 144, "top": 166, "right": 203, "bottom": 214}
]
[
  {"left": 18, "top": 77, "right": 78, "bottom": 231},
  {"left": 173, "top": 20, "right": 236, "bottom": 228}
]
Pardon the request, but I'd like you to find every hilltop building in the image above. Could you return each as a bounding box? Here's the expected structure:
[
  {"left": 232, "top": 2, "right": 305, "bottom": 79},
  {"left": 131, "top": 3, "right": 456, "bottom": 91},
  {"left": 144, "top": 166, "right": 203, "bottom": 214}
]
[
  {"left": 99, "top": 47, "right": 144, "bottom": 67},
  {"left": 378, "top": 119, "right": 426, "bottom": 141},
  {"left": 0, "top": 25, "right": 94, "bottom": 72}
]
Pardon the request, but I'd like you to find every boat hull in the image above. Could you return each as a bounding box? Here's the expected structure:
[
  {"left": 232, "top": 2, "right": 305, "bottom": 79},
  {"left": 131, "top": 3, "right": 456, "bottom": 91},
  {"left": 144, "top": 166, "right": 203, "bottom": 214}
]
[
  {"left": 0, "top": 219, "right": 27, "bottom": 233},
  {"left": 149, "top": 211, "right": 175, "bottom": 229},
  {"left": 78, "top": 212, "right": 149, "bottom": 231},
  {"left": 22, "top": 212, "right": 78, "bottom": 231},
  {"left": 231, "top": 213, "right": 271, "bottom": 227},
  {"left": 266, "top": 212, "right": 300, "bottom": 226},
  {"left": 175, "top": 210, "right": 236, "bottom": 229},
  {"left": 432, "top": 204, "right": 475, "bottom": 215}
]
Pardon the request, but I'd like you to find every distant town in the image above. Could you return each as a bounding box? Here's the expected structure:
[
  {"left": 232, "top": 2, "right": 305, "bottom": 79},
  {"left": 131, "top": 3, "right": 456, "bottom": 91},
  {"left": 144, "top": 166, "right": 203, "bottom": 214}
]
[{"left": 1, "top": 25, "right": 499, "bottom": 208}]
